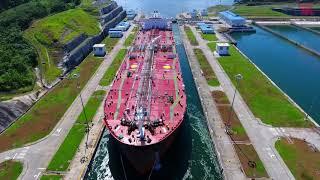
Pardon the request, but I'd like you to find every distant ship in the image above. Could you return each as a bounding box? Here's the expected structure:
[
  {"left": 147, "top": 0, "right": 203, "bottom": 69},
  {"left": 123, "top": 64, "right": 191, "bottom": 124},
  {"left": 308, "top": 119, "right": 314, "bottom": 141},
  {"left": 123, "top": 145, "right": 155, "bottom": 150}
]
[{"left": 103, "top": 11, "right": 186, "bottom": 174}]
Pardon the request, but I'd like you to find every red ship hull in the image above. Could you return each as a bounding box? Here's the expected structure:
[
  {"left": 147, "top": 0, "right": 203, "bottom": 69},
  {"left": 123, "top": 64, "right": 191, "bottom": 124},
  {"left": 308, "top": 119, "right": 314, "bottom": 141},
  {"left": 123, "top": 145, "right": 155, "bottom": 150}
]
[
  {"left": 117, "top": 119, "right": 181, "bottom": 174},
  {"left": 104, "top": 15, "right": 186, "bottom": 174}
]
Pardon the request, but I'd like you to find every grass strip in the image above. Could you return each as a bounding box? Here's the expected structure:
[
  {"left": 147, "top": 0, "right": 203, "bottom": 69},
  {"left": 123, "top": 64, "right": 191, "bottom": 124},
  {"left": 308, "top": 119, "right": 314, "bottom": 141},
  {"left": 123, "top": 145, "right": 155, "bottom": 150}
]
[
  {"left": 201, "top": 33, "right": 217, "bottom": 41},
  {"left": 207, "top": 42, "right": 217, "bottom": 52},
  {"left": 124, "top": 26, "right": 138, "bottom": 47},
  {"left": 212, "top": 91, "right": 249, "bottom": 141},
  {"left": 276, "top": 138, "right": 320, "bottom": 180},
  {"left": 40, "top": 175, "right": 63, "bottom": 180},
  {"left": 0, "top": 160, "right": 23, "bottom": 180},
  {"left": 124, "top": 34, "right": 135, "bottom": 47},
  {"left": 47, "top": 90, "right": 105, "bottom": 171},
  {"left": 184, "top": 26, "right": 199, "bottom": 46},
  {"left": 212, "top": 91, "right": 268, "bottom": 177},
  {"left": 232, "top": 5, "right": 289, "bottom": 17},
  {"left": 99, "top": 49, "right": 127, "bottom": 86},
  {"left": 132, "top": 26, "right": 139, "bottom": 33},
  {"left": 0, "top": 55, "right": 102, "bottom": 152},
  {"left": 194, "top": 48, "right": 219, "bottom": 86},
  {"left": 102, "top": 36, "right": 120, "bottom": 52},
  {"left": 234, "top": 144, "right": 268, "bottom": 178},
  {"left": 207, "top": 5, "right": 231, "bottom": 15},
  {"left": 208, "top": 42, "right": 308, "bottom": 127}
]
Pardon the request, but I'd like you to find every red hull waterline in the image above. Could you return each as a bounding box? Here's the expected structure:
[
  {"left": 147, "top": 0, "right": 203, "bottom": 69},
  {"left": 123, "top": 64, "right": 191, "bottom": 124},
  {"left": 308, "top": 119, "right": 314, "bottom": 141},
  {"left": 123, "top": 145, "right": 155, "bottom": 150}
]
[
  {"left": 103, "top": 12, "right": 186, "bottom": 174},
  {"left": 118, "top": 119, "right": 183, "bottom": 174}
]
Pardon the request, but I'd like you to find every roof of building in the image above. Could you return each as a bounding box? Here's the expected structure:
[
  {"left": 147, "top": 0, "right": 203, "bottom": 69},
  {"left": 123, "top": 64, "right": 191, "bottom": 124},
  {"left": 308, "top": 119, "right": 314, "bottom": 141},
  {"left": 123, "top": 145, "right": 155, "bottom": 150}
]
[
  {"left": 93, "top": 44, "right": 105, "bottom": 48},
  {"left": 217, "top": 43, "right": 230, "bottom": 47},
  {"left": 127, "top": 10, "right": 136, "bottom": 15},
  {"left": 200, "top": 26, "right": 213, "bottom": 31},
  {"left": 219, "top": 11, "right": 246, "bottom": 21},
  {"left": 118, "top": 21, "right": 130, "bottom": 26},
  {"left": 127, "top": 14, "right": 136, "bottom": 17},
  {"left": 109, "top": 27, "right": 123, "bottom": 31},
  {"left": 197, "top": 22, "right": 206, "bottom": 26},
  {"left": 108, "top": 30, "right": 123, "bottom": 34},
  {"left": 199, "top": 24, "right": 214, "bottom": 31}
]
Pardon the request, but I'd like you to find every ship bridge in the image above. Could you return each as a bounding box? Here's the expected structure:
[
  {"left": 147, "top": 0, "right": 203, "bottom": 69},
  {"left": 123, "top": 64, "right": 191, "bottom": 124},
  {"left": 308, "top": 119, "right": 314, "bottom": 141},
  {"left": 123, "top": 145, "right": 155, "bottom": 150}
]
[{"left": 141, "top": 11, "right": 172, "bottom": 31}]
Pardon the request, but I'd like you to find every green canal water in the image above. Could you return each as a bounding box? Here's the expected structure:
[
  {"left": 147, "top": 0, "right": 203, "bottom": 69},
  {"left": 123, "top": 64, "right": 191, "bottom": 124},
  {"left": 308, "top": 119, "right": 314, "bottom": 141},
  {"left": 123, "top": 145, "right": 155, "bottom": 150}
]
[
  {"left": 310, "top": 27, "right": 320, "bottom": 32},
  {"left": 85, "top": 24, "right": 223, "bottom": 180},
  {"left": 231, "top": 26, "right": 320, "bottom": 124},
  {"left": 267, "top": 25, "right": 320, "bottom": 53}
]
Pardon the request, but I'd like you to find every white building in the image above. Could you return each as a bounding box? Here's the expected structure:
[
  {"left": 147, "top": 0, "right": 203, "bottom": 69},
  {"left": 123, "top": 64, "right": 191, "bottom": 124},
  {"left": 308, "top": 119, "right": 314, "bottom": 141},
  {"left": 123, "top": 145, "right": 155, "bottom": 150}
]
[
  {"left": 93, "top": 44, "right": 106, "bottom": 56},
  {"left": 216, "top": 43, "right": 230, "bottom": 56}
]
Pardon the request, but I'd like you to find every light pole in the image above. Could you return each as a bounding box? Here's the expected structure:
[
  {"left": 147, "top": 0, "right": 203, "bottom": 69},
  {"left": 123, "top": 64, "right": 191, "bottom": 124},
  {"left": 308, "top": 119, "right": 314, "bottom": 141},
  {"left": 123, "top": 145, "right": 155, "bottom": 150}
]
[
  {"left": 226, "top": 74, "right": 242, "bottom": 133},
  {"left": 73, "top": 73, "right": 90, "bottom": 163}
]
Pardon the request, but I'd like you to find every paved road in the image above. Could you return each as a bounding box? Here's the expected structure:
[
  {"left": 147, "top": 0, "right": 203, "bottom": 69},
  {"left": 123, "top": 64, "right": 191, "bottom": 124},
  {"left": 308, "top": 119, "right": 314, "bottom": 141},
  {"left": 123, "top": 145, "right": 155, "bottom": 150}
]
[
  {"left": 180, "top": 26, "right": 246, "bottom": 180},
  {"left": 0, "top": 25, "right": 135, "bottom": 180},
  {"left": 188, "top": 25, "right": 320, "bottom": 180}
]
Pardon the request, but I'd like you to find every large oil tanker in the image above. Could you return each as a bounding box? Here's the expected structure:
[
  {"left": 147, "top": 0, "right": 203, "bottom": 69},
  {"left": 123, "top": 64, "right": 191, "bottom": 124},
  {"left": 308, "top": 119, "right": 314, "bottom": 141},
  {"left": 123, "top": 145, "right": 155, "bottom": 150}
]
[{"left": 103, "top": 12, "right": 186, "bottom": 174}]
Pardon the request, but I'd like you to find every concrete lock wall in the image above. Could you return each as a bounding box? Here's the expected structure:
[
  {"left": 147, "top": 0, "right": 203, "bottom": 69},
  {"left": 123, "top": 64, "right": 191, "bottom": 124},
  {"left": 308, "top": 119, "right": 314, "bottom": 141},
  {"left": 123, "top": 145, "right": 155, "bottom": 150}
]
[
  {"left": 100, "top": 1, "right": 117, "bottom": 15},
  {"left": 63, "top": 33, "right": 88, "bottom": 53},
  {"left": 64, "top": 10, "right": 127, "bottom": 72},
  {"left": 100, "top": 6, "right": 123, "bottom": 26},
  {"left": 102, "top": 10, "right": 127, "bottom": 34}
]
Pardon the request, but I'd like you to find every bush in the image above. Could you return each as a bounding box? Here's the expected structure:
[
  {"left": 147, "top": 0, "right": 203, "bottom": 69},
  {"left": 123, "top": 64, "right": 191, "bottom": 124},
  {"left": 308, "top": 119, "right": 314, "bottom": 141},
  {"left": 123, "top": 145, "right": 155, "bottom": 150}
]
[
  {"left": 0, "top": 0, "right": 81, "bottom": 92},
  {"left": 0, "top": 25, "right": 37, "bottom": 91},
  {"left": 0, "top": 0, "right": 31, "bottom": 13}
]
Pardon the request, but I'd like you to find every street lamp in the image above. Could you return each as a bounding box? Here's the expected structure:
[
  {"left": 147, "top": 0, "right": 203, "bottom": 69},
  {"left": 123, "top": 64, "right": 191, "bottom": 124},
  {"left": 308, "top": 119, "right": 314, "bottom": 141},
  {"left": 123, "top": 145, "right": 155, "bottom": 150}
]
[
  {"left": 226, "top": 74, "right": 243, "bottom": 133},
  {"left": 73, "top": 73, "right": 90, "bottom": 162}
]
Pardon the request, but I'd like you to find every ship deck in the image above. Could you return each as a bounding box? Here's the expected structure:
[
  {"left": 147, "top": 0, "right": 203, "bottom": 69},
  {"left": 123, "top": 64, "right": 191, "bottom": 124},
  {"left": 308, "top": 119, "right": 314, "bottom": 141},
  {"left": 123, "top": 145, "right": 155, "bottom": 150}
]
[{"left": 104, "top": 28, "right": 186, "bottom": 146}]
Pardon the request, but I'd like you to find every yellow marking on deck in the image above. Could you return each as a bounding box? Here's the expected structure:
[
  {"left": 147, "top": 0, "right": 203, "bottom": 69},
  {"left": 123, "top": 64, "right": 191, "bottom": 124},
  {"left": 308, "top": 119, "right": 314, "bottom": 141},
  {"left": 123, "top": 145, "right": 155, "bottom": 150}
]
[{"left": 163, "top": 65, "right": 171, "bottom": 69}]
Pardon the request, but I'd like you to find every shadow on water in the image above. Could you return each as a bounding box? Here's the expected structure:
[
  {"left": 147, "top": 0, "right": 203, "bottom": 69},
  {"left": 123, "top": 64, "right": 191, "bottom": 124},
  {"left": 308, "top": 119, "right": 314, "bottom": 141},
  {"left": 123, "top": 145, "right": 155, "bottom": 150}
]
[{"left": 85, "top": 23, "right": 222, "bottom": 180}]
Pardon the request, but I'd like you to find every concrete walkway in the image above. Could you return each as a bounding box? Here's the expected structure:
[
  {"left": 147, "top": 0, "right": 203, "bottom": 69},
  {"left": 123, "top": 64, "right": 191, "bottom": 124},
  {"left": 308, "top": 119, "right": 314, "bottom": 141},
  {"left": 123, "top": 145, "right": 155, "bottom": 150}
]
[
  {"left": 180, "top": 26, "right": 247, "bottom": 180},
  {"left": 0, "top": 25, "right": 135, "bottom": 180}
]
